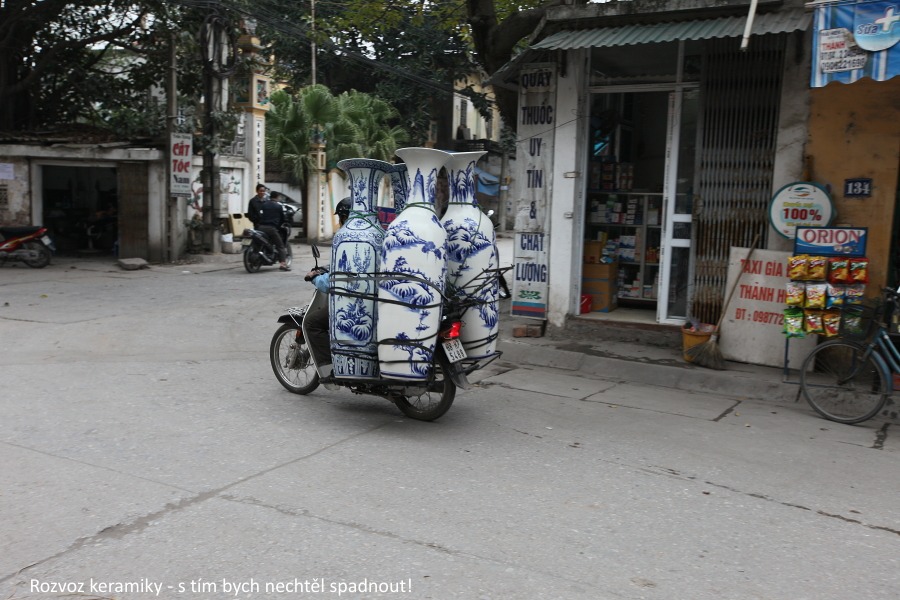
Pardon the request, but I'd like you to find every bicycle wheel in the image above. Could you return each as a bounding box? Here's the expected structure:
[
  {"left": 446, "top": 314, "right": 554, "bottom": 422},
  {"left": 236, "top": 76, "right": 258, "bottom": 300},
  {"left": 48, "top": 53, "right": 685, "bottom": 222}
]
[{"left": 800, "top": 339, "right": 888, "bottom": 424}]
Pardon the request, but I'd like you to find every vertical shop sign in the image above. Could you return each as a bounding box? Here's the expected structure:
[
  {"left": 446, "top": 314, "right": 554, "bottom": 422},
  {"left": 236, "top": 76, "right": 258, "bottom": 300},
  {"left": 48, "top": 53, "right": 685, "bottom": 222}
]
[
  {"left": 512, "top": 64, "right": 555, "bottom": 319},
  {"left": 254, "top": 116, "right": 265, "bottom": 186},
  {"left": 512, "top": 233, "right": 549, "bottom": 319},
  {"left": 170, "top": 133, "right": 193, "bottom": 197}
]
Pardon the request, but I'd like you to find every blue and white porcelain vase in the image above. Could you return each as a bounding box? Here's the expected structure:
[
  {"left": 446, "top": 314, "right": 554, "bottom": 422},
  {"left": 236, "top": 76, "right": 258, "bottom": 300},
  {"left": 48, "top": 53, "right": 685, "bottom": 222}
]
[
  {"left": 377, "top": 147, "right": 452, "bottom": 380},
  {"left": 330, "top": 158, "right": 392, "bottom": 379},
  {"left": 388, "top": 163, "right": 409, "bottom": 217},
  {"left": 441, "top": 151, "right": 500, "bottom": 359}
]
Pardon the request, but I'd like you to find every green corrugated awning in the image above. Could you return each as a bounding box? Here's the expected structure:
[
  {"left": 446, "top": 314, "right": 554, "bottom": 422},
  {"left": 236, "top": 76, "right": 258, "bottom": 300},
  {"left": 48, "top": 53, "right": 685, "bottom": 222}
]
[{"left": 532, "top": 9, "right": 811, "bottom": 50}]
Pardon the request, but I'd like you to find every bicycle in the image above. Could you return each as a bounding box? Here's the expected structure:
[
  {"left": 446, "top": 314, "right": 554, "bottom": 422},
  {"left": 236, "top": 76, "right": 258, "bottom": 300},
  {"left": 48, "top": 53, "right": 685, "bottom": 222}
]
[{"left": 799, "top": 286, "right": 900, "bottom": 424}]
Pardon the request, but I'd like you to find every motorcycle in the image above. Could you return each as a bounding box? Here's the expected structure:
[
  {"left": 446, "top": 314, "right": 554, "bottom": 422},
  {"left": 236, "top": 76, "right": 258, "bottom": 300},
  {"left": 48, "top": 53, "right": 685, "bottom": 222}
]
[
  {"left": 269, "top": 245, "right": 509, "bottom": 421},
  {"left": 0, "top": 225, "right": 55, "bottom": 268},
  {"left": 241, "top": 205, "right": 295, "bottom": 273}
]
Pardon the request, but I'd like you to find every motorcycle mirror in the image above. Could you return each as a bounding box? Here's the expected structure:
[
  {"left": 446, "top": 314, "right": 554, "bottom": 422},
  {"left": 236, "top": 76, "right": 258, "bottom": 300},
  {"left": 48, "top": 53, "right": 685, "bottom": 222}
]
[{"left": 311, "top": 244, "right": 320, "bottom": 267}]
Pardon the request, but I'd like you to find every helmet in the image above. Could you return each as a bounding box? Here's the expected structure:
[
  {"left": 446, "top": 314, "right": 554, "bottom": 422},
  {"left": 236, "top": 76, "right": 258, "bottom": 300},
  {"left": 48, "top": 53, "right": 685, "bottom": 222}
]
[{"left": 335, "top": 197, "right": 352, "bottom": 221}]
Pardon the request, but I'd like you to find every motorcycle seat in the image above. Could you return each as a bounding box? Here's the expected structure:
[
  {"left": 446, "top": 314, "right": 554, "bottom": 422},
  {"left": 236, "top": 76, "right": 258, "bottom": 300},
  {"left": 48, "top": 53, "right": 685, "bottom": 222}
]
[{"left": 0, "top": 226, "right": 43, "bottom": 237}]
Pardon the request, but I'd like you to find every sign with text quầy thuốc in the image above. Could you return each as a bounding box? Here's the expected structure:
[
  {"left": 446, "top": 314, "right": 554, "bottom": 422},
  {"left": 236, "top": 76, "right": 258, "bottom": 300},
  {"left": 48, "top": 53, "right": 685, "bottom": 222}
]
[{"left": 794, "top": 226, "right": 868, "bottom": 258}]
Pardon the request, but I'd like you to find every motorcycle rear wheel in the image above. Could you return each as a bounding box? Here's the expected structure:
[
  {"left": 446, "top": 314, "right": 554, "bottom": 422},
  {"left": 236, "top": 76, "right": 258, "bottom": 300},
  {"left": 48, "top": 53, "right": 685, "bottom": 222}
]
[
  {"left": 392, "top": 351, "right": 456, "bottom": 421},
  {"left": 270, "top": 323, "right": 320, "bottom": 394},
  {"left": 243, "top": 247, "right": 262, "bottom": 273},
  {"left": 23, "top": 241, "right": 51, "bottom": 268}
]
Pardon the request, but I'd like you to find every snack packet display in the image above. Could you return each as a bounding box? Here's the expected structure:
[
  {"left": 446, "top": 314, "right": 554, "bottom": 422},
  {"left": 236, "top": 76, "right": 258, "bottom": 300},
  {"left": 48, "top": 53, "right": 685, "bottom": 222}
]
[
  {"left": 788, "top": 255, "right": 808, "bottom": 280},
  {"left": 783, "top": 307, "right": 805, "bottom": 338},
  {"left": 807, "top": 256, "right": 827, "bottom": 280},
  {"left": 822, "top": 310, "right": 841, "bottom": 337},
  {"left": 845, "top": 283, "right": 866, "bottom": 304},
  {"left": 786, "top": 281, "right": 805, "bottom": 306},
  {"left": 840, "top": 310, "right": 866, "bottom": 338},
  {"left": 828, "top": 258, "right": 850, "bottom": 283},
  {"left": 805, "top": 283, "right": 827, "bottom": 309},
  {"left": 850, "top": 258, "right": 869, "bottom": 283},
  {"left": 826, "top": 283, "right": 844, "bottom": 308},
  {"left": 804, "top": 310, "right": 824, "bottom": 334}
]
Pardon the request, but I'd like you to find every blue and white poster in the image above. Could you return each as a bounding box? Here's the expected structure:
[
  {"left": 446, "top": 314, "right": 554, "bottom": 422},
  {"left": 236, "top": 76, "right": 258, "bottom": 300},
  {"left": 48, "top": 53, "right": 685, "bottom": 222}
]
[{"left": 812, "top": 1, "right": 900, "bottom": 86}]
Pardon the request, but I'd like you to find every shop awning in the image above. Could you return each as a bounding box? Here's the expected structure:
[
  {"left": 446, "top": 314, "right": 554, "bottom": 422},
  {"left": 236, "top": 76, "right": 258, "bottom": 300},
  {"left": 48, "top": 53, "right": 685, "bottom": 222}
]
[
  {"left": 475, "top": 167, "right": 500, "bottom": 197},
  {"left": 532, "top": 9, "right": 811, "bottom": 50},
  {"left": 810, "top": 1, "right": 900, "bottom": 87}
]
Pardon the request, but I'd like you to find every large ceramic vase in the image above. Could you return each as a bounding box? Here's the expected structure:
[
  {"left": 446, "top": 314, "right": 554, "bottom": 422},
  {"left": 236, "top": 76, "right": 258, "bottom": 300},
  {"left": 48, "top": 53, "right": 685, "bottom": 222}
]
[
  {"left": 377, "top": 147, "right": 452, "bottom": 380},
  {"left": 388, "top": 163, "right": 410, "bottom": 216},
  {"left": 330, "top": 158, "right": 392, "bottom": 379},
  {"left": 441, "top": 151, "right": 500, "bottom": 359}
]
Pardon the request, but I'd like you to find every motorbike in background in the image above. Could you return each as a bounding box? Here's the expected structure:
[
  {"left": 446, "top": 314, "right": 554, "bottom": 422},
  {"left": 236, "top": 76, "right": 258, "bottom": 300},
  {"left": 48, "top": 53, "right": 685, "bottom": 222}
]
[
  {"left": 241, "top": 204, "right": 295, "bottom": 273},
  {"left": 0, "top": 226, "right": 55, "bottom": 268},
  {"left": 269, "top": 245, "right": 509, "bottom": 421}
]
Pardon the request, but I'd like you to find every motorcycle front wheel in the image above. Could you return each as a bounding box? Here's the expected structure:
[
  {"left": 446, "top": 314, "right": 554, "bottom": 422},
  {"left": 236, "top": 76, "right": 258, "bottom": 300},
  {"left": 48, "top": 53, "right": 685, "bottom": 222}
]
[
  {"left": 23, "top": 241, "right": 51, "bottom": 268},
  {"left": 392, "top": 351, "right": 456, "bottom": 421},
  {"left": 270, "top": 323, "right": 319, "bottom": 394},
  {"left": 243, "top": 246, "right": 262, "bottom": 273}
]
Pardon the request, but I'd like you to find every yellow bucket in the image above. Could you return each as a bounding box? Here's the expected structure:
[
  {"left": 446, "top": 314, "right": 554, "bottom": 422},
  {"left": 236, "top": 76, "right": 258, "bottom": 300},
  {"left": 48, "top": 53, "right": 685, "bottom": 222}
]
[{"left": 682, "top": 325, "right": 715, "bottom": 362}]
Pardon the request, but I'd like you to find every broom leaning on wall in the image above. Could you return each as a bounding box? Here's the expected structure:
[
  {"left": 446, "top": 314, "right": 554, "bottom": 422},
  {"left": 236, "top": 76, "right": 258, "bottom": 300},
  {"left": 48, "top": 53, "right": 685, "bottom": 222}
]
[{"left": 686, "top": 234, "right": 760, "bottom": 370}]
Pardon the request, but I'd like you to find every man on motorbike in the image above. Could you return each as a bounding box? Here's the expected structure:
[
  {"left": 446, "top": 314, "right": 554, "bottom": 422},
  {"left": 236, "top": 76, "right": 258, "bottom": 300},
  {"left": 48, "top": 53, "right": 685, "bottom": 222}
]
[
  {"left": 249, "top": 186, "right": 290, "bottom": 271},
  {"left": 247, "top": 183, "right": 267, "bottom": 222},
  {"left": 304, "top": 197, "right": 351, "bottom": 379}
]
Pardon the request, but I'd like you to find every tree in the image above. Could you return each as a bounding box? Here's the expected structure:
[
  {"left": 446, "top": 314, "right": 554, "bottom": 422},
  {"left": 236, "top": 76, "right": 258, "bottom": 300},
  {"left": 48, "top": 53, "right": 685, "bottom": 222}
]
[
  {"left": 0, "top": 1, "right": 175, "bottom": 133},
  {"left": 252, "top": 0, "right": 477, "bottom": 144},
  {"left": 299, "top": 0, "right": 591, "bottom": 129},
  {"left": 266, "top": 86, "right": 408, "bottom": 186}
]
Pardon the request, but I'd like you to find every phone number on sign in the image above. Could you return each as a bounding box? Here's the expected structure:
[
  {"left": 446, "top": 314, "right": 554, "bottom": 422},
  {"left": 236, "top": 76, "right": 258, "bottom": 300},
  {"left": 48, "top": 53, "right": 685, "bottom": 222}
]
[{"left": 735, "top": 308, "right": 783, "bottom": 325}]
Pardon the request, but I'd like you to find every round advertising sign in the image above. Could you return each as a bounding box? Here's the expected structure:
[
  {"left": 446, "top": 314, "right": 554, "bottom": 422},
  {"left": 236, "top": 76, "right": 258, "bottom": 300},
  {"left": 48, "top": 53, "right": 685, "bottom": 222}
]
[{"left": 768, "top": 182, "right": 834, "bottom": 239}]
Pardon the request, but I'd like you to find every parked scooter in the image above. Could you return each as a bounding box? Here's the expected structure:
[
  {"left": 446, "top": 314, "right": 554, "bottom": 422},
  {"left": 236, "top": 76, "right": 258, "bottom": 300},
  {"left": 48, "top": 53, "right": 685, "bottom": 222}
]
[
  {"left": 0, "top": 225, "right": 55, "bottom": 268},
  {"left": 269, "top": 245, "right": 509, "bottom": 421},
  {"left": 241, "top": 211, "right": 294, "bottom": 273}
]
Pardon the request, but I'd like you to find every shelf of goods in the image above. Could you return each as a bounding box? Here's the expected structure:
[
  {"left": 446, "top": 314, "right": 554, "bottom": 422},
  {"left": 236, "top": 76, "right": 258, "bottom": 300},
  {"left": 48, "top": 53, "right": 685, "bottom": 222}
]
[{"left": 585, "top": 191, "right": 662, "bottom": 303}]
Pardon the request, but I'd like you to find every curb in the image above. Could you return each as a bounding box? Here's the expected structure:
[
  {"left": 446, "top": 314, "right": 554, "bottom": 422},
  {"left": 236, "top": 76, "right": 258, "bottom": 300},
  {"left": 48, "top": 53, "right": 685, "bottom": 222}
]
[{"left": 496, "top": 338, "right": 801, "bottom": 404}]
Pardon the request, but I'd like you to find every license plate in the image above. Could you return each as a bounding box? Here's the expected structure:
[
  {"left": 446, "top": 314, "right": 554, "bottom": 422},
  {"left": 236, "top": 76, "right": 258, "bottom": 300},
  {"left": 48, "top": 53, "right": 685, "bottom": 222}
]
[
  {"left": 442, "top": 338, "right": 467, "bottom": 363},
  {"left": 241, "top": 238, "right": 252, "bottom": 246},
  {"left": 41, "top": 235, "right": 52, "bottom": 245}
]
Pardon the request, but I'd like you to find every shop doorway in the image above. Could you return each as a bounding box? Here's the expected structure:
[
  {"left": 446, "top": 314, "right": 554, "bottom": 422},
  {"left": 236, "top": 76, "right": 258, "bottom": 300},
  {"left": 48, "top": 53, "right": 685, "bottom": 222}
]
[
  {"left": 584, "top": 86, "right": 698, "bottom": 324},
  {"left": 42, "top": 165, "right": 118, "bottom": 255}
]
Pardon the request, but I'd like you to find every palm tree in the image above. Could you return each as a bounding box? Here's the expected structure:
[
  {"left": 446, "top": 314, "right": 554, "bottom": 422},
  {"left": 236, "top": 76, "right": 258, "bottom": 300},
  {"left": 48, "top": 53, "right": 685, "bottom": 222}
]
[{"left": 266, "top": 85, "right": 409, "bottom": 186}]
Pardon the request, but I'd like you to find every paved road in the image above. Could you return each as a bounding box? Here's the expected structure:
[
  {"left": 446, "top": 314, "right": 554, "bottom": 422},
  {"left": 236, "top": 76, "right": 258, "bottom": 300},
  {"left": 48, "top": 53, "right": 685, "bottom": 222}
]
[{"left": 1, "top": 251, "right": 898, "bottom": 599}]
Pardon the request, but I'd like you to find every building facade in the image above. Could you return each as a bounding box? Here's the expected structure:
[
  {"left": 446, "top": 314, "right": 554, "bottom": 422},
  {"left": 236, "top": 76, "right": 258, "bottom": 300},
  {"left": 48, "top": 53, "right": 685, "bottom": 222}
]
[{"left": 494, "top": 0, "right": 898, "bottom": 365}]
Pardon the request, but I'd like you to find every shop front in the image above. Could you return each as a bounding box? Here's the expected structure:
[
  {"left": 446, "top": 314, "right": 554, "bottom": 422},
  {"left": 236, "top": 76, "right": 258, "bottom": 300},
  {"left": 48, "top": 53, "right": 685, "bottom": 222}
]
[{"left": 502, "top": 2, "right": 812, "bottom": 332}]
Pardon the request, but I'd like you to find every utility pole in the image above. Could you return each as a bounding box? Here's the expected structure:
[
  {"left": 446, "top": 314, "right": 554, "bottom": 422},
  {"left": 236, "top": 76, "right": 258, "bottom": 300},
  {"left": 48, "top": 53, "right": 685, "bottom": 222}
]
[{"left": 310, "top": 0, "right": 317, "bottom": 85}]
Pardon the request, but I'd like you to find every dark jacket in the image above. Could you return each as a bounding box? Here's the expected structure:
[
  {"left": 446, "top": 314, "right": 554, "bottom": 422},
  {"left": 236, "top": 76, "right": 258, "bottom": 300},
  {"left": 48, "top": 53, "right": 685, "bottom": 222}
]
[
  {"left": 247, "top": 195, "right": 266, "bottom": 227},
  {"left": 257, "top": 198, "right": 285, "bottom": 228}
]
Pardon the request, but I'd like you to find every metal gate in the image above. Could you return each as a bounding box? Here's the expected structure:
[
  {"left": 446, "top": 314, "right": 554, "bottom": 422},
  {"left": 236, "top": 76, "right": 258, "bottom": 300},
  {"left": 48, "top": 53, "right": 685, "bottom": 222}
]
[
  {"left": 117, "top": 162, "right": 149, "bottom": 260},
  {"left": 691, "top": 35, "right": 786, "bottom": 324}
]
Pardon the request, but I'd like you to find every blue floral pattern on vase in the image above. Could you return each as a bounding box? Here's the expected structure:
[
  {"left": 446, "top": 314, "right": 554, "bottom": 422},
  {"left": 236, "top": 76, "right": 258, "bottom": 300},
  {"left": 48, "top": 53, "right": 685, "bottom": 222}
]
[
  {"left": 388, "top": 163, "right": 409, "bottom": 214},
  {"left": 441, "top": 151, "right": 500, "bottom": 359},
  {"left": 330, "top": 158, "right": 392, "bottom": 379},
  {"left": 378, "top": 148, "right": 451, "bottom": 380}
]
